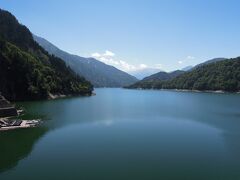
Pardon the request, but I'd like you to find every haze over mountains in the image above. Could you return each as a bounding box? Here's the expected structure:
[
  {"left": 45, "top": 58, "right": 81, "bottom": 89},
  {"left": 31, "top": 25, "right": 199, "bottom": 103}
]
[
  {"left": 181, "top": 66, "right": 193, "bottom": 71},
  {"left": 130, "top": 67, "right": 162, "bottom": 80},
  {"left": 33, "top": 35, "right": 138, "bottom": 87}
]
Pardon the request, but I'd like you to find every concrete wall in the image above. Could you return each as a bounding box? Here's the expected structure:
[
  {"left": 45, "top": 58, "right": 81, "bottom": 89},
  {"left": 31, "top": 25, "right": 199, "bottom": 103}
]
[
  {"left": 0, "top": 107, "right": 18, "bottom": 118},
  {"left": 0, "top": 95, "right": 18, "bottom": 118}
]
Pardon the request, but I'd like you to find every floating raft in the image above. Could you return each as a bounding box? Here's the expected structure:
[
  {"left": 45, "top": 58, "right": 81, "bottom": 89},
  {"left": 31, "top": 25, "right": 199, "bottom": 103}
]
[
  {"left": 0, "top": 119, "right": 41, "bottom": 131},
  {"left": 0, "top": 94, "right": 41, "bottom": 131}
]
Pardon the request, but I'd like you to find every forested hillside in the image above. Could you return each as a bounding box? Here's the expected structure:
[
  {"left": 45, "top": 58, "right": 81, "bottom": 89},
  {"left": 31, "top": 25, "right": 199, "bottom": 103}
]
[
  {"left": 128, "top": 58, "right": 240, "bottom": 92},
  {"left": 0, "top": 9, "right": 93, "bottom": 101}
]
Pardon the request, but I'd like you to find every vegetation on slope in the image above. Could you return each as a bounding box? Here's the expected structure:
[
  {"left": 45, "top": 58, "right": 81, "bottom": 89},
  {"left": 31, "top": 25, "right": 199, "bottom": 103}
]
[
  {"left": 128, "top": 58, "right": 240, "bottom": 92},
  {"left": 142, "top": 70, "right": 185, "bottom": 82},
  {"left": 0, "top": 9, "right": 93, "bottom": 101}
]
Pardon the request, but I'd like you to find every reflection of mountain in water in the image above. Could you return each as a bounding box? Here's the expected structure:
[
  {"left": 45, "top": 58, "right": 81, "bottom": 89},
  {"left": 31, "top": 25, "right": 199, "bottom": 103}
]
[{"left": 0, "top": 127, "right": 47, "bottom": 173}]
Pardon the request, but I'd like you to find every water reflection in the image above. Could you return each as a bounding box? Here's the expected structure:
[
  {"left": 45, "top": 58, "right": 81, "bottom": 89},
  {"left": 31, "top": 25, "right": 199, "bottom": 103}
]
[
  {"left": 0, "top": 127, "right": 47, "bottom": 173},
  {"left": 0, "top": 88, "right": 240, "bottom": 178}
]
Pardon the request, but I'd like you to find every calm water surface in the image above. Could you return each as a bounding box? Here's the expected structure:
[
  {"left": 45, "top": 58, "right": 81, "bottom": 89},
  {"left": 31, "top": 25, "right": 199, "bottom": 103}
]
[{"left": 1, "top": 88, "right": 240, "bottom": 180}]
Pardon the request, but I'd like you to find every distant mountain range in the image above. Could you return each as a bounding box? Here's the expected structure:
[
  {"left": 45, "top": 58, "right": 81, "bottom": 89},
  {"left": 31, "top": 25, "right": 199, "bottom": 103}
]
[
  {"left": 33, "top": 35, "right": 138, "bottom": 87},
  {"left": 127, "top": 57, "right": 240, "bottom": 92},
  {"left": 127, "top": 58, "right": 229, "bottom": 88},
  {"left": 142, "top": 70, "right": 185, "bottom": 82},
  {"left": 133, "top": 58, "right": 227, "bottom": 80},
  {"left": 0, "top": 9, "right": 93, "bottom": 101},
  {"left": 130, "top": 68, "right": 162, "bottom": 80},
  {"left": 181, "top": 66, "right": 193, "bottom": 71}
]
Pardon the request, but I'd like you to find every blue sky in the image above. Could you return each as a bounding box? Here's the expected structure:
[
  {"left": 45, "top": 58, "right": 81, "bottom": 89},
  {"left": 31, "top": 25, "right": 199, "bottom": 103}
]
[{"left": 1, "top": 0, "right": 240, "bottom": 73}]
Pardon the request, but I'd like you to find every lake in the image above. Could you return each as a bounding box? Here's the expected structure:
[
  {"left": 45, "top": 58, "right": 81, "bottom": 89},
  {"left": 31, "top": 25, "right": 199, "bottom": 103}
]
[{"left": 1, "top": 88, "right": 240, "bottom": 180}]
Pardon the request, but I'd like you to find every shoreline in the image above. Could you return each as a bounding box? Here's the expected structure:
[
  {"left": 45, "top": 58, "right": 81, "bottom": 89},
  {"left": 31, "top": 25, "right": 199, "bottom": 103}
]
[
  {"left": 131, "top": 88, "right": 240, "bottom": 94},
  {"left": 48, "top": 92, "right": 96, "bottom": 100}
]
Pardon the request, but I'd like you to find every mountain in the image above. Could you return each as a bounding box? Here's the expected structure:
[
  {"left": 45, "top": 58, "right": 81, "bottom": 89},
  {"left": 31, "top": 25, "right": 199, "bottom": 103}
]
[
  {"left": 128, "top": 57, "right": 240, "bottom": 92},
  {"left": 0, "top": 9, "right": 93, "bottom": 101},
  {"left": 194, "top": 58, "right": 227, "bottom": 69},
  {"left": 142, "top": 70, "right": 185, "bottom": 82},
  {"left": 33, "top": 35, "right": 138, "bottom": 87},
  {"left": 130, "top": 68, "right": 162, "bottom": 80},
  {"left": 128, "top": 58, "right": 228, "bottom": 88},
  {"left": 128, "top": 70, "right": 185, "bottom": 88},
  {"left": 181, "top": 58, "right": 226, "bottom": 72},
  {"left": 182, "top": 65, "right": 193, "bottom": 71}
]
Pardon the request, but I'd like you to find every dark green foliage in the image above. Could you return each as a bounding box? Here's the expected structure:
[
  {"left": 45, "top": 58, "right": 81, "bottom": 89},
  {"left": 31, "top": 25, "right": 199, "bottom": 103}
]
[
  {"left": 0, "top": 9, "right": 93, "bottom": 101},
  {"left": 0, "top": 9, "right": 38, "bottom": 51},
  {"left": 128, "top": 58, "right": 240, "bottom": 92}
]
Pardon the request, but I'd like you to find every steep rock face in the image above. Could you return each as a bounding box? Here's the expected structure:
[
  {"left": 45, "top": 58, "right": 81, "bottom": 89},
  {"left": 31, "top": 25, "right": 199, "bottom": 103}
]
[{"left": 0, "top": 95, "right": 18, "bottom": 118}]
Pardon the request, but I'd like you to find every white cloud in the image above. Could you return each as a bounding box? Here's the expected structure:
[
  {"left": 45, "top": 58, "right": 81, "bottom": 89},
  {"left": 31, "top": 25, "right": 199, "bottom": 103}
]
[
  {"left": 139, "top": 64, "right": 147, "bottom": 68},
  {"left": 91, "top": 50, "right": 162, "bottom": 74},
  {"left": 104, "top": 50, "right": 115, "bottom": 57},
  {"left": 91, "top": 50, "right": 166, "bottom": 79},
  {"left": 187, "top": 56, "right": 195, "bottom": 60},
  {"left": 178, "top": 55, "right": 195, "bottom": 65},
  {"left": 91, "top": 52, "right": 101, "bottom": 58},
  {"left": 119, "top": 60, "right": 136, "bottom": 71},
  {"left": 155, "top": 64, "right": 163, "bottom": 69}
]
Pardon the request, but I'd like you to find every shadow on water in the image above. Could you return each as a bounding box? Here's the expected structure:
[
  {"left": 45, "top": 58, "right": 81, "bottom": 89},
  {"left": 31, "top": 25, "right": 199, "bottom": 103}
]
[
  {"left": 0, "top": 96, "right": 92, "bottom": 174},
  {"left": 0, "top": 127, "right": 48, "bottom": 173}
]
